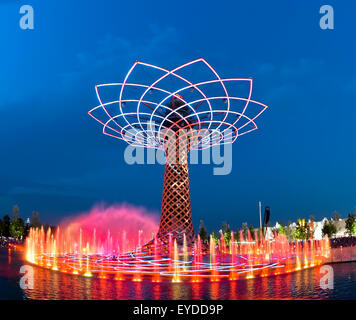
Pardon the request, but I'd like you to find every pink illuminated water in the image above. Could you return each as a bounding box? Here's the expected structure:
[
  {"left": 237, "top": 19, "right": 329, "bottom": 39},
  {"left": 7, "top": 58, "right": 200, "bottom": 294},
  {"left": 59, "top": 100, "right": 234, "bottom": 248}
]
[
  {"left": 60, "top": 203, "right": 159, "bottom": 253},
  {"left": 25, "top": 204, "right": 331, "bottom": 283}
]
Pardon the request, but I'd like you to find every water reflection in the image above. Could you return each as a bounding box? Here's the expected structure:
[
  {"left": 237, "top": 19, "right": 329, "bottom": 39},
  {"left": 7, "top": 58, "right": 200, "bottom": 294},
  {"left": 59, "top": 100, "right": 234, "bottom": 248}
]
[
  {"left": 1, "top": 248, "right": 355, "bottom": 300},
  {"left": 191, "top": 281, "right": 203, "bottom": 300},
  {"left": 152, "top": 283, "right": 161, "bottom": 300},
  {"left": 229, "top": 281, "right": 237, "bottom": 300}
]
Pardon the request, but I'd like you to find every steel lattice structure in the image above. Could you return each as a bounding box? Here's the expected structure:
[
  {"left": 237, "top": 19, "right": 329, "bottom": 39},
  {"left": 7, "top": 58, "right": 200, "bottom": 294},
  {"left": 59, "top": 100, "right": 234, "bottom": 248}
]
[
  {"left": 158, "top": 134, "right": 194, "bottom": 245},
  {"left": 89, "top": 58, "right": 268, "bottom": 247}
]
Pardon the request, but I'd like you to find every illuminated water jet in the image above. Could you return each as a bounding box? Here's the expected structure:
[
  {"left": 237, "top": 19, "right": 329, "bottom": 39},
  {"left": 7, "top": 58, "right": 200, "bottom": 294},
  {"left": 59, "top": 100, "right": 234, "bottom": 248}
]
[{"left": 26, "top": 226, "right": 330, "bottom": 282}]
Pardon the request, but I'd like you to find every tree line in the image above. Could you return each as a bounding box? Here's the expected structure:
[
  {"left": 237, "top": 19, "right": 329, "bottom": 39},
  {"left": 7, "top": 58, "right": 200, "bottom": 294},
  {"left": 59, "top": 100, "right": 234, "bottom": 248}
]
[
  {"left": 198, "top": 211, "right": 356, "bottom": 244},
  {"left": 0, "top": 205, "right": 42, "bottom": 240}
]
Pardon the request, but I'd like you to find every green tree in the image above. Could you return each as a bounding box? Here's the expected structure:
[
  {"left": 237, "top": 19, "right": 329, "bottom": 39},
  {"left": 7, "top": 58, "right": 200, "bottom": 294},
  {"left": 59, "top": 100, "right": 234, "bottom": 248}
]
[
  {"left": 242, "top": 223, "right": 248, "bottom": 241},
  {"left": 31, "top": 211, "right": 41, "bottom": 228},
  {"left": 285, "top": 222, "right": 296, "bottom": 242},
  {"left": 278, "top": 223, "right": 286, "bottom": 235},
  {"left": 10, "top": 218, "right": 25, "bottom": 239},
  {"left": 345, "top": 214, "right": 356, "bottom": 236},
  {"left": 12, "top": 205, "right": 19, "bottom": 220},
  {"left": 3, "top": 215, "right": 11, "bottom": 237},
  {"left": 224, "top": 231, "right": 231, "bottom": 245},
  {"left": 322, "top": 219, "right": 337, "bottom": 238},
  {"left": 249, "top": 224, "right": 255, "bottom": 240},
  {"left": 198, "top": 220, "right": 208, "bottom": 242},
  {"left": 234, "top": 230, "right": 240, "bottom": 243},
  {"left": 211, "top": 232, "right": 219, "bottom": 243},
  {"left": 221, "top": 221, "right": 230, "bottom": 234},
  {"left": 295, "top": 219, "right": 314, "bottom": 240},
  {"left": 220, "top": 221, "right": 231, "bottom": 244},
  {"left": 0, "top": 219, "right": 4, "bottom": 236},
  {"left": 24, "top": 221, "right": 30, "bottom": 238}
]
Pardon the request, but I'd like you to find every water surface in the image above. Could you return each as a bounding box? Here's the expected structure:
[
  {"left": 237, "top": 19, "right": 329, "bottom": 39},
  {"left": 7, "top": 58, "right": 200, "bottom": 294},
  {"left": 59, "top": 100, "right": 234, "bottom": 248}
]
[{"left": 0, "top": 248, "right": 355, "bottom": 300}]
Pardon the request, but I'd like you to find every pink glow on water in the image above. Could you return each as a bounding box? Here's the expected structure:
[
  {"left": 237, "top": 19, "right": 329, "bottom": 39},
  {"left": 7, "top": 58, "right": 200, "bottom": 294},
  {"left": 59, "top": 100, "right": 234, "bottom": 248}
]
[{"left": 61, "top": 203, "right": 159, "bottom": 253}]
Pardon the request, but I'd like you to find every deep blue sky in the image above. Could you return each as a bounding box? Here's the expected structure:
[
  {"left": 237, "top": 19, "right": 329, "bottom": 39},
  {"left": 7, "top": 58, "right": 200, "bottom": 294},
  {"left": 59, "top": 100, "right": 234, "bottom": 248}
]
[{"left": 1, "top": 0, "right": 355, "bottom": 232}]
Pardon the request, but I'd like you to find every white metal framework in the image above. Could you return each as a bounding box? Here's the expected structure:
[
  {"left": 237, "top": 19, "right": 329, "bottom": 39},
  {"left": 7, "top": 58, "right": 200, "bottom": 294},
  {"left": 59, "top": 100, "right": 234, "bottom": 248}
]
[{"left": 89, "top": 58, "right": 268, "bottom": 151}]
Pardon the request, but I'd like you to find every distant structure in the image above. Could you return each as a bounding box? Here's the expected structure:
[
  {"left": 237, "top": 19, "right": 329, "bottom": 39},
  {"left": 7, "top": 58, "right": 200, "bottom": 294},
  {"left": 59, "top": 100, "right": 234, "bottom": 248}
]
[{"left": 89, "top": 58, "right": 268, "bottom": 248}]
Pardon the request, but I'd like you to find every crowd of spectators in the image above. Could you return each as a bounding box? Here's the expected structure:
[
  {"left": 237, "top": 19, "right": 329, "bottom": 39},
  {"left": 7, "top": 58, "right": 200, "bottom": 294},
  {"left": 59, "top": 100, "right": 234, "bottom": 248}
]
[
  {"left": 0, "top": 236, "right": 23, "bottom": 248},
  {"left": 330, "top": 236, "right": 356, "bottom": 248}
]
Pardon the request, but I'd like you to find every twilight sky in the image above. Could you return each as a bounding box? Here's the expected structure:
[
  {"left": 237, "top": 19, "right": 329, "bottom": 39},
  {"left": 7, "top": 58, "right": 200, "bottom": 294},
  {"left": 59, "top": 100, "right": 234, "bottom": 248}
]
[{"left": 1, "top": 0, "right": 355, "bottom": 232}]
